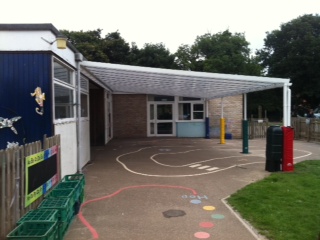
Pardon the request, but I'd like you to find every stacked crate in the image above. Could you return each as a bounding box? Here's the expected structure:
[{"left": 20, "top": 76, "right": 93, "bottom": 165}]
[{"left": 7, "top": 174, "right": 85, "bottom": 240}]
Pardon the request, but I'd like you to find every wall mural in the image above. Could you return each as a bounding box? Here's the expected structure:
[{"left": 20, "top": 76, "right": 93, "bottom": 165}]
[
  {"left": 0, "top": 116, "right": 21, "bottom": 134},
  {"left": 31, "top": 87, "right": 45, "bottom": 115}
]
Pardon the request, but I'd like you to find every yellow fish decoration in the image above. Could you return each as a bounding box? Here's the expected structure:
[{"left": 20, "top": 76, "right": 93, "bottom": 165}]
[{"left": 31, "top": 87, "right": 45, "bottom": 115}]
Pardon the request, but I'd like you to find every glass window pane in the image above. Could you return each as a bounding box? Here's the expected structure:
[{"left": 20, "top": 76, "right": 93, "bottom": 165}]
[
  {"left": 179, "top": 103, "right": 191, "bottom": 120},
  {"left": 54, "top": 84, "right": 74, "bottom": 119},
  {"left": 81, "top": 93, "right": 88, "bottom": 117},
  {"left": 80, "top": 76, "right": 89, "bottom": 92},
  {"left": 150, "top": 105, "right": 154, "bottom": 120},
  {"left": 193, "top": 104, "right": 204, "bottom": 111},
  {"left": 157, "top": 122, "right": 172, "bottom": 134},
  {"left": 193, "top": 112, "right": 204, "bottom": 119},
  {"left": 150, "top": 123, "right": 155, "bottom": 134},
  {"left": 148, "top": 95, "right": 174, "bottom": 102},
  {"left": 54, "top": 61, "right": 72, "bottom": 85},
  {"left": 157, "top": 105, "right": 172, "bottom": 120},
  {"left": 179, "top": 97, "right": 201, "bottom": 101}
]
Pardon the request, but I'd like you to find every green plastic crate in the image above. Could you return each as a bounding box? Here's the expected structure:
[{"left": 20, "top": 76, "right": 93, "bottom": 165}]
[
  {"left": 61, "top": 174, "right": 85, "bottom": 186},
  {"left": 17, "top": 209, "right": 59, "bottom": 225},
  {"left": 56, "top": 181, "right": 81, "bottom": 200},
  {"left": 46, "top": 188, "right": 76, "bottom": 207},
  {"left": 58, "top": 210, "right": 75, "bottom": 239},
  {"left": 61, "top": 174, "right": 85, "bottom": 197},
  {"left": 7, "top": 221, "right": 59, "bottom": 240},
  {"left": 38, "top": 198, "right": 73, "bottom": 222}
]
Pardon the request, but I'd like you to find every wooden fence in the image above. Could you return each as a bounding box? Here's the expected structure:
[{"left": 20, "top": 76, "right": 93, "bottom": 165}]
[
  {"left": 0, "top": 135, "right": 60, "bottom": 239},
  {"left": 291, "top": 117, "right": 320, "bottom": 142},
  {"left": 249, "top": 118, "right": 269, "bottom": 139},
  {"left": 247, "top": 118, "right": 320, "bottom": 143}
]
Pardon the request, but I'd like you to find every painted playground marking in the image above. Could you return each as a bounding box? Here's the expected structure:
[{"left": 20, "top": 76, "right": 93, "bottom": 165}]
[
  {"left": 115, "top": 145, "right": 313, "bottom": 177},
  {"left": 78, "top": 185, "right": 198, "bottom": 239},
  {"left": 78, "top": 185, "right": 227, "bottom": 239},
  {"left": 116, "top": 146, "right": 266, "bottom": 177}
]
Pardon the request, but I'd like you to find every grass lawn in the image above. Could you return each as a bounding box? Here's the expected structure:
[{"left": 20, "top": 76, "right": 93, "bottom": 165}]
[{"left": 228, "top": 160, "right": 320, "bottom": 240}]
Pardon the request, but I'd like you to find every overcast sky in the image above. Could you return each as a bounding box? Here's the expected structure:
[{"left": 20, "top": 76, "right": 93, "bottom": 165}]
[{"left": 1, "top": 0, "right": 319, "bottom": 53}]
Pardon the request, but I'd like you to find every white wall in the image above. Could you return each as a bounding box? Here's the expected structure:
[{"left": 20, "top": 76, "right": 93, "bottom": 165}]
[
  {"left": 0, "top": 31, "right": 76, "bottom": 67},
  {"left": 80, "top": 119, "right": 90, "bottom": 168},
  {"left": 54, "top": 122, "right": 77, "bottom": 178}
]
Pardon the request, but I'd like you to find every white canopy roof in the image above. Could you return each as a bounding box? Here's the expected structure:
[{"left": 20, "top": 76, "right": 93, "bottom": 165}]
[{"left": 81, "top": 61, "right": 290, "bottom": 99}]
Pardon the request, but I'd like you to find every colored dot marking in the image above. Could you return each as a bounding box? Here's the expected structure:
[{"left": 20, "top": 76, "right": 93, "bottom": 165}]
[
  {"left": 199, "top": 222, "right": 214, "bottom": 228},
  {"left": 212, "top": 214, "right": 225, "bottom": 219},
  {"left": 203, "top": 206, "right": 215, "bottom": 211},
  {"left": 194, "top": 232, "right": 210, "bottom": 239},
  {"left": 190, "top": 199, "right": 202, "bottom": 204}
]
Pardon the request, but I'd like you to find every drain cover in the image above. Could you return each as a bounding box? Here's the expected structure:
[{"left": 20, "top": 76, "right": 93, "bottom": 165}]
[{"left": 162, "top": 209, "right": 186, "bottom": 218}]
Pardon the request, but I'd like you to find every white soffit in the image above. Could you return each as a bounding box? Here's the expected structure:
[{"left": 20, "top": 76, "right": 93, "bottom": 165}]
[{"left": 81, "top": 61, "right": 290, "bottom": 99}]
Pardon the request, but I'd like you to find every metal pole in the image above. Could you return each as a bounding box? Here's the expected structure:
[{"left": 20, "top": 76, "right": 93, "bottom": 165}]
[
  {"left": 242, "top": 94, "right": 249, "bottom": 153},
  {"left": 287, "top": 88, "right": 291, "bottom": 126},
  {"left": 75, "top": 53, "right": 83, "bottom": 174},
  {"left": 220, "top": 98, "right": 225, "bottom": 144},
  {"left": 205, "top": 99, "right": 210, "bottom": 139},
  {"left": 283, "top": 84, "right": 288, "bottom": 127}
]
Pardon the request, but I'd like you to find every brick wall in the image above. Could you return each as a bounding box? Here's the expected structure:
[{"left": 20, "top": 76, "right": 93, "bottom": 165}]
[
  {"left": 112, "top": 94, "right": 147, "bottom": 138},
  {"left": 208, "top": 95, "right": 243, "bottom": 138}
]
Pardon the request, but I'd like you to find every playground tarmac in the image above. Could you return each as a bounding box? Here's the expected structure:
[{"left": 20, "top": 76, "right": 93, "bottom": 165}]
[{"left": 64, "top": 138, "right": 320, "bottom": 240}]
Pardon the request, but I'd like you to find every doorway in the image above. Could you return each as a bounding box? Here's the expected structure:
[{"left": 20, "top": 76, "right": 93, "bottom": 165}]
[{"left": 148, "top": 103, "right": 175, "bottom": 136}]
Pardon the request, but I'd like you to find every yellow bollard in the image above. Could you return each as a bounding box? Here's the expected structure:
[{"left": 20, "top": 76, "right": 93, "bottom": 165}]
[{"left": 220, "top": 118, "right": 225, "bottom": 144}]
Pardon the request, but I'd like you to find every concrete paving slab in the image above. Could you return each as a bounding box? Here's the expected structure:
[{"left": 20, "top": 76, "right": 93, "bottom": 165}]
[{"left": 64, "top": 138, "right": 320, "bottom": 240}]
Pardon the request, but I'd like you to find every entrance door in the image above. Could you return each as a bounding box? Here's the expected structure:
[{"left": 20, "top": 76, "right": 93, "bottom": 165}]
[{"left": 148, "top": 103, "right": 175, "bottom": 136}]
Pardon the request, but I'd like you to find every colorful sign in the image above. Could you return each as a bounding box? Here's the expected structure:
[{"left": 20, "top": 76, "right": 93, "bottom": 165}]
[{"left": 25, "top": 145, "right": 59, "bottom": 207}]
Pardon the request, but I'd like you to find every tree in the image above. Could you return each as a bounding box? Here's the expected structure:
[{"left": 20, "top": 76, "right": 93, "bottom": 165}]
[
  {"left": 175, "top": 30, "right": 262, "bottom": 75},
  {"left": 60, "top": 29, "right": 131, "bottom": 64},
  {"left": 60, "top": 29, "right": 110, "bottom": 62},
  {"left": 131, "top": 43, "right": 177, "bottom": 69},
  {"left": 256, "top": 14, "right": 320, "bottom": 107},
  {"left": 103, "top": 31, "right": 130, "bottom": 64}
]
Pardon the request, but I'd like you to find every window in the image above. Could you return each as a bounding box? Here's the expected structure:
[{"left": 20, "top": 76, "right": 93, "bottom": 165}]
[
  {"left": 54, "top": 61, "right": 73, "bottom": 85},
  {"left": 80, "top": 76, "right": 89, "bottom": 118},
  {"left": 148, "top": 95, "right": 174, "bottom": 102},
  {"left": 53, "top": 60, "right": 75, "bottom": 120},
  {"left": 81, "top": 93, "right": 88, "bottom": 117},
  {"left": 54, "top": 83, "right": 74, "bottom": 119},
  {"left": 178, "top": 97, "right": 204, "bottom": 121},
  {"left": 193, "top": 104, "right": 204, "bottom": 119}
]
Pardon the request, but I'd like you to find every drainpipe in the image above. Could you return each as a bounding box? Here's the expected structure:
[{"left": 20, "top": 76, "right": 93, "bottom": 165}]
[{"left": 75, "top": 53, "right": 83, "bottom": 173}]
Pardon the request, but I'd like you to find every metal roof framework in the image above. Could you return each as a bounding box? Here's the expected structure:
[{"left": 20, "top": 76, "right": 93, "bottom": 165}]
[{"left": 80, "top": 61, "right": 291, "bottom": 100}]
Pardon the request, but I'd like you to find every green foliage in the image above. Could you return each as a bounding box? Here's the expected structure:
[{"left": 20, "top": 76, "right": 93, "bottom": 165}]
[
  {"left": 174, "top": 30, "right": 262, "bottom": 75},
  {"left": 60, "top": 29, "right": 110, "bottom": 62},
  {"left": 256, "top": 14, "right": 320, "bottom": 106},
  {"left": 103, "top": 31, "right": 130, "bottom": 64},
  {"left": 228, "top": 160, "right": 320, "bottom": 240},
  {"left": 130, "top": 43, "right": 177, "bottom": 69}
]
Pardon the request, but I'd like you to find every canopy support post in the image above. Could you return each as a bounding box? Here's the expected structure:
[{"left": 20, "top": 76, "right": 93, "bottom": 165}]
[
  {"left": 205, "top": 99, "right": 210, "bottom": 139},
  {"left": 242, "top": 93, "right": 249, "bottom": 153},
  {"left": 220, "top": 98, "right": 225, "bottom": 144}
]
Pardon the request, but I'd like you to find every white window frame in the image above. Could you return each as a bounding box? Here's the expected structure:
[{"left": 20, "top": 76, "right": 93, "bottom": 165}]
[
  {"left": 53, "top": 58, "right": 76, "bottom": 123},
  {"left": 80, "top": 75, "right": 89, "bottom": 120},
  {"left": 176, "top": 97, "right": 205, "bottom": 122}
]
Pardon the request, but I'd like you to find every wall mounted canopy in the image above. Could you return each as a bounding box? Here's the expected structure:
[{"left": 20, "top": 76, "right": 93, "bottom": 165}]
[{"left": 81, "top": 61, "right": 291, "bottom": 100}]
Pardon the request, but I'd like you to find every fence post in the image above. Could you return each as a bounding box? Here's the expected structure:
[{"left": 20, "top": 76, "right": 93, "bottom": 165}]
[{"left": 0, "top": 151, "right": 5, "bottom": 240}]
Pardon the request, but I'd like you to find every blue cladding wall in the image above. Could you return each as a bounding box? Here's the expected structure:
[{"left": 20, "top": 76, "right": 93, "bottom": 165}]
[{"left": 0, "top": 53, "right": 53, "bottom": 150}]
